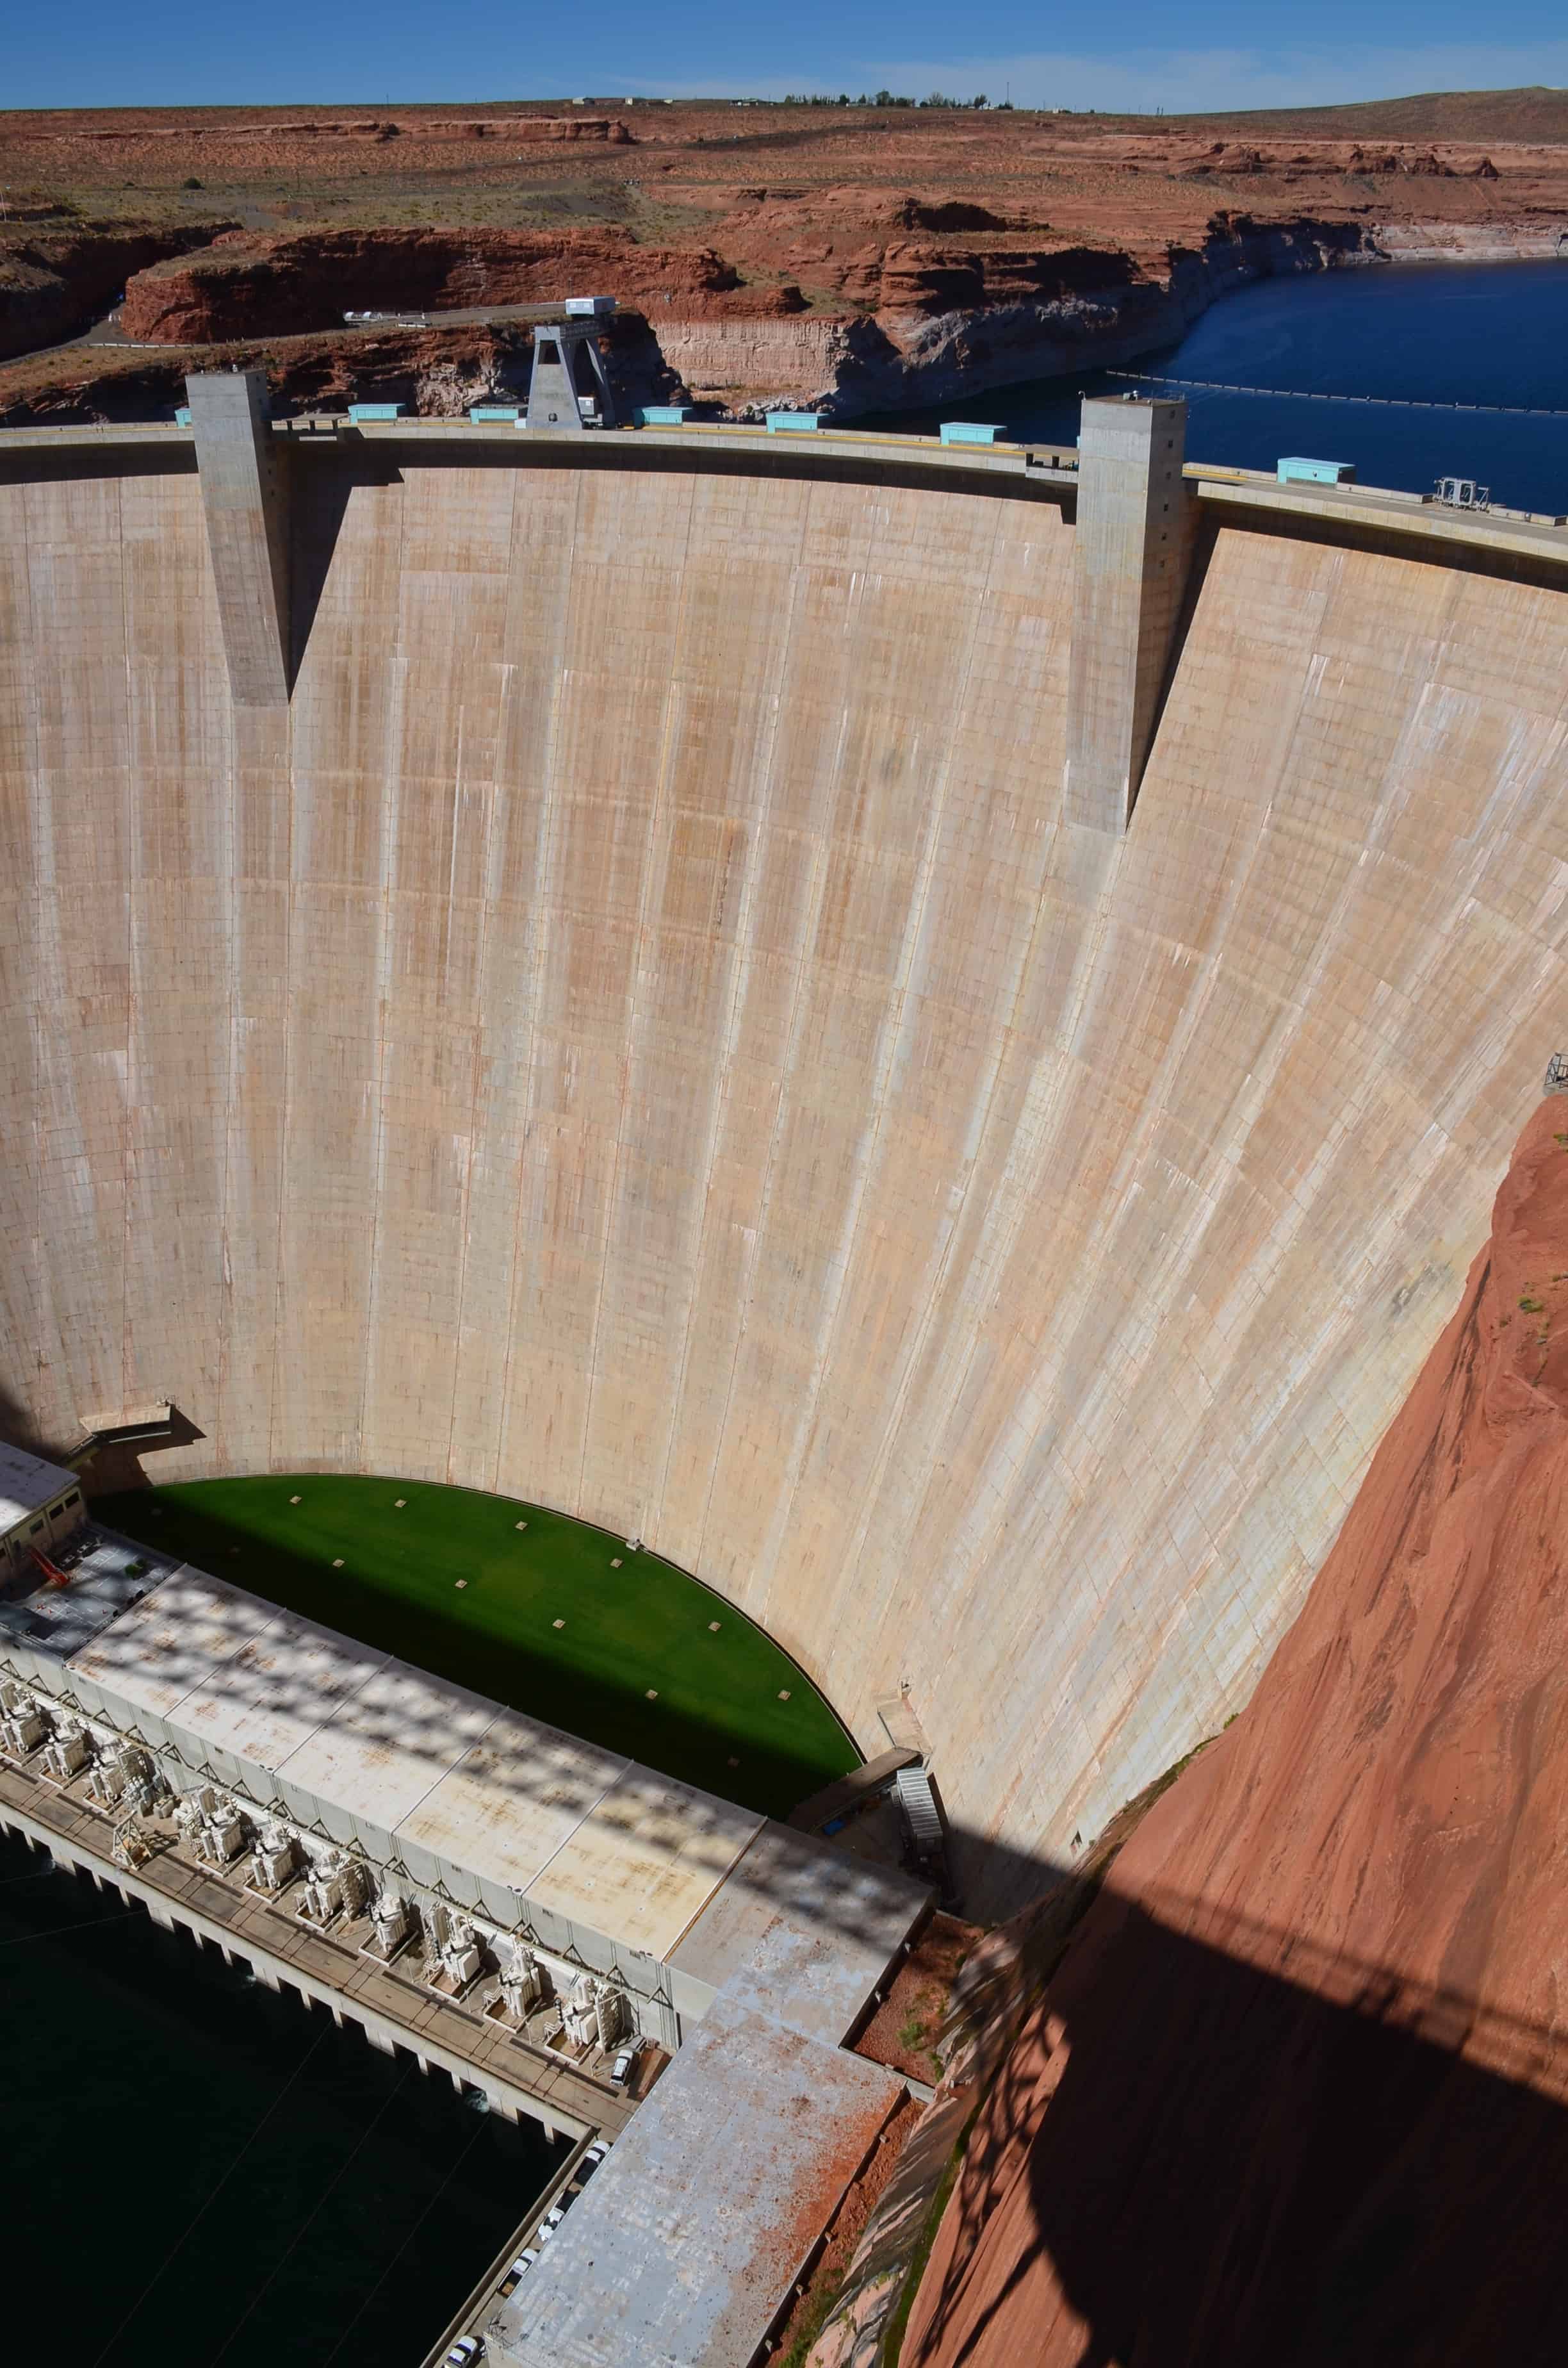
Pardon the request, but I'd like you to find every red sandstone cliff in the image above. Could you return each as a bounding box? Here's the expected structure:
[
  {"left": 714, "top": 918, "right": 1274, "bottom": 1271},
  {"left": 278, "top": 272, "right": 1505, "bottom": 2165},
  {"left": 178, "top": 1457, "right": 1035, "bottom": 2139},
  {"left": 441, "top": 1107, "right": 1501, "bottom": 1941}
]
[
  {"left": 0, "top": 219, "right": 236, "bottom": 362},
  {"left": 116, "top": 226, "right": 806, "bottom": 345},
  {"left": 903, "top": 1100, "right": 1568, "bottom": 2368}
]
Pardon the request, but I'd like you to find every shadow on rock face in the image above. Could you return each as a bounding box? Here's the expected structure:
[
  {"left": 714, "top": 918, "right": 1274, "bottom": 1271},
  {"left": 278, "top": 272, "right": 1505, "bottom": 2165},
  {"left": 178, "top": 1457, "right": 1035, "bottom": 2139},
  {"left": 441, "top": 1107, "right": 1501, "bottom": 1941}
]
[{"left": 908, "top": 1891, "right": 1568, "bottom": 2368}]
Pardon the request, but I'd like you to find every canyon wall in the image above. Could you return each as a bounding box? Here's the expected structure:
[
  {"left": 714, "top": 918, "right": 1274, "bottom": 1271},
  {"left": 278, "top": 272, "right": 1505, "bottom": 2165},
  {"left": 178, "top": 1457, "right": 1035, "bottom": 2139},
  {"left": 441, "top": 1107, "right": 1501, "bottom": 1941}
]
[
  {"left": 902, "top": 1098, "right": 1568, "bottom": 2365},
  {"left": 10, "top": 210, "right": 1546, "bottom": 427},
  {"left": 0, "top": 220, "right": 236, "bottom": 363},
  {"left": 107, "top": 215, "right": 1373, "bottom": 420},
  {"left": 676, "top": 217, "right": 1373, "bottom": 417},
  {"left": 2, "top": 440, "right": 1567, "bottom": 1903},
  {"left": 115, "top": 226, "right": 804, "bottom": 345}
]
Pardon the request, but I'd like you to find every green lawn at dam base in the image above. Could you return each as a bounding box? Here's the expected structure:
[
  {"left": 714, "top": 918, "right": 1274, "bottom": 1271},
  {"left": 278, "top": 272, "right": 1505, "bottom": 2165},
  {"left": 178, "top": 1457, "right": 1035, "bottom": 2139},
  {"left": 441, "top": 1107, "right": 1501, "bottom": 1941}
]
[{"left": 92, "top": 1477, "right": 858, "bottom": 1820}]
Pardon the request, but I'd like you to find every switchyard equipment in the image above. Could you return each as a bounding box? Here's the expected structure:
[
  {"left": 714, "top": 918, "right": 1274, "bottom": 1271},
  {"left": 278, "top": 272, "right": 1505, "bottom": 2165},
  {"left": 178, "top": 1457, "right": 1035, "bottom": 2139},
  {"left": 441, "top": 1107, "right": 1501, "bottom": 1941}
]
[
  {"left": 0, "top": 1514, "right": 929, "bottom": 2368},
  {"left": 1436, "top": 474, "right": 1490, "bottom": 509}
]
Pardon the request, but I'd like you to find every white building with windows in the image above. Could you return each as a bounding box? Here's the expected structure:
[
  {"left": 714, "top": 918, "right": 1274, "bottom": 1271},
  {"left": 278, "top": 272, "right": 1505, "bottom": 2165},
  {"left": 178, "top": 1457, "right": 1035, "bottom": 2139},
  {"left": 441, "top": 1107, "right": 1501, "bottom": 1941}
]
[{"left": 0, "top": 1443, "right": 84, "bottom": 1580}]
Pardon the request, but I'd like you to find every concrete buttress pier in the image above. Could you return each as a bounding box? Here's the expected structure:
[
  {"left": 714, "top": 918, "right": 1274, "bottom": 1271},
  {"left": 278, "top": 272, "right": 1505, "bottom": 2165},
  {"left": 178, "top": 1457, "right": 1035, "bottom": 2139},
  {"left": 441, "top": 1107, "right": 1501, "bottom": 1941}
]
[
  {"left": 186, "top": 369, "right": 291, "bottom": 707},
  {"left": 1065, "top": 395, "right": 1193, "bottom": 831}
]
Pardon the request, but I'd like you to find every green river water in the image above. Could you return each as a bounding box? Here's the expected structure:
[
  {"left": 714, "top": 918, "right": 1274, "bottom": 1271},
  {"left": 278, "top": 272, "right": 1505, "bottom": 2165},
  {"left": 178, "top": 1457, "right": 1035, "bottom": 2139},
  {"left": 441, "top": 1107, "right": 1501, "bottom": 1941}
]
[{"left": 0, "top": 1827, "right": 560, "bottom": 2365}]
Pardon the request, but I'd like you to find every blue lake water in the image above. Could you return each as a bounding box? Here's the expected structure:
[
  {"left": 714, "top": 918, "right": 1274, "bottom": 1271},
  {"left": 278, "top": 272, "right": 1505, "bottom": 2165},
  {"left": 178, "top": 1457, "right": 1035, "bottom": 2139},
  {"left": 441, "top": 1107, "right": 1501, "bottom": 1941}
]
[
  {"left": 868, "top": 259, "right": 1568, "bottom": 514},
  {"left": 0, "top": 1830, "right": 562, "bottom": 2364}
]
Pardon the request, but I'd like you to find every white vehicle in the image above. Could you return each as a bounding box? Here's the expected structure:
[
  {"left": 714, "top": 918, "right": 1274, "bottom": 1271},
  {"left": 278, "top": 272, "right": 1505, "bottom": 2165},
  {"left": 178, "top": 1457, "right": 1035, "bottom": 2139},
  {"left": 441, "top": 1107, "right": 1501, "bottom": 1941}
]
[
  {"left": 577, "top": 2140, "right": 609, "bottom": 2181},
  {"left": 445, "top": 2340, "right": 483, "bottom": 2365},
  {"left": 541, "top": 2201, "right": 569, "bottom": 2235},
  {"left": 609, "top": 2046, "right": 635, "bottom": 2087},
  {"left": 498, "top": 2248, "right": 539, "bottom": 2296}
]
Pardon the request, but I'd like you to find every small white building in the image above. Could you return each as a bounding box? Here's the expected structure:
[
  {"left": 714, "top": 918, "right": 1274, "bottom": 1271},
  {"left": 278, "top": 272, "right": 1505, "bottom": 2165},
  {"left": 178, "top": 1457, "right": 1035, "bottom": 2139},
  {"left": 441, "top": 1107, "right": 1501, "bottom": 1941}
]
[{"left": 0, "top": 1443, "right": 85, "bottom": 1579}]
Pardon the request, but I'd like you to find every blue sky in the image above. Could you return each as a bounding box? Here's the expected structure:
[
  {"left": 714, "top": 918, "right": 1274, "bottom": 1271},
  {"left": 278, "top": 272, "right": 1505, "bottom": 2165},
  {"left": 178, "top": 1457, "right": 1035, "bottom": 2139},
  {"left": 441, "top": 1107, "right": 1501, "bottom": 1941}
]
[{"left": 6, "top": 6, "right": 1568, "bottom": 115}]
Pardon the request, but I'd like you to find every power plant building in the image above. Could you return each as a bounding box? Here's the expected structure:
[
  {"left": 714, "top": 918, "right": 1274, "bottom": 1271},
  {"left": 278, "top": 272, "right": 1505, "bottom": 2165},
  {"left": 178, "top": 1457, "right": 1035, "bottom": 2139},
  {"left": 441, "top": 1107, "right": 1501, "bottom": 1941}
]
[
  {"left": 0, "top": 1536, "right": 926, "bottom": 2053},
  {"left": 0, "top": 1443, "right": 85, "bottom": 1579}
]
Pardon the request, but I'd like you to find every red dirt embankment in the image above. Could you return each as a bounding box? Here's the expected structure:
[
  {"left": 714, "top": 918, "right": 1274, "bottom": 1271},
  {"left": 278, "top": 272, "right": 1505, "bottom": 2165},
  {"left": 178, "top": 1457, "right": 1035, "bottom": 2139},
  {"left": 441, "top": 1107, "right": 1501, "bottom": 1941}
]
[
  {"left": 853, "top": 1913, "right": 981, "bottom": 2085},
  {"left": 903, "top": 1099, "right": 1568, "bottom": 2368}
]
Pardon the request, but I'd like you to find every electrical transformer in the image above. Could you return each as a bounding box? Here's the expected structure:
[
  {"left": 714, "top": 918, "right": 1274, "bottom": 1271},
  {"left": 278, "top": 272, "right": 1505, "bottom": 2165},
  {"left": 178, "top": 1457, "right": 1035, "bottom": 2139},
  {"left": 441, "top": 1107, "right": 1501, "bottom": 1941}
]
[
  {"left": 248, "top": 1821, "right": 297, "bottom": 1891},
  {"left": 90, "top": 1743, "right": 154, "bottom": 1808},
  {"left": 561, "top": 1971, "right": 601, "bottom": 2048},
  {"left": 441, "top": 1912, "right": 483, "bottom": 1989},
  {"left": 297, "top": 1845, "right": 364, "bottom": 1924},
  {"left": 198, "top": 1799, "right": 250, "bottom": 1866},
  {"left": 370, "top": 1883, "right": 414, "bottom": 1955},
  {"left": 594, "top": 1983, "right": 628, "bottom": 2050},
  {"left": 42, "top": 1720, "right": 92, "bottom": 1780},
  {"left": 499, "top": 1940, "right": 546, "bottom": 2018},
  {"left": 0, "top": 1684, "right": 49, "bottom": 1758}
]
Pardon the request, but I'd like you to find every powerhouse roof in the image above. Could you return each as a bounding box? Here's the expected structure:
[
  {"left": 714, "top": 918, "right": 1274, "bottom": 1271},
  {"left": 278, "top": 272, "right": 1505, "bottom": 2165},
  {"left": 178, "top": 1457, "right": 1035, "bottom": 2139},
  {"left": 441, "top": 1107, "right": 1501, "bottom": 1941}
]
[
  {"left": 62, "top": 1560, "right": 763, "bottom": 1961},
  {"left": 5, "top": 1542, "right": 923, "bottom": 1998}
]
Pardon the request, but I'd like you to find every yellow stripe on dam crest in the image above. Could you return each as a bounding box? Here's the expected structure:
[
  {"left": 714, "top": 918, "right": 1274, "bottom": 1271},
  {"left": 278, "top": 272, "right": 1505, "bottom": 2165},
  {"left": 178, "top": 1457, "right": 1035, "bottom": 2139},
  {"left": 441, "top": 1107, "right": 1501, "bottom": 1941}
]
[{"left": 3, "top": 386, "right": 1567, "bottom": 1914}]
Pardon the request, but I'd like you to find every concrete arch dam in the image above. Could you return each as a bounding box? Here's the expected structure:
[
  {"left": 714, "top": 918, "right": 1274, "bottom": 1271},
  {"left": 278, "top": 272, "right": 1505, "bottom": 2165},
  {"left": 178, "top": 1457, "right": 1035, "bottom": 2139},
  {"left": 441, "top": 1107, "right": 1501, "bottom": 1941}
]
[{"left": 3, "top": 392, "right": 1567, "bottom": 1910}]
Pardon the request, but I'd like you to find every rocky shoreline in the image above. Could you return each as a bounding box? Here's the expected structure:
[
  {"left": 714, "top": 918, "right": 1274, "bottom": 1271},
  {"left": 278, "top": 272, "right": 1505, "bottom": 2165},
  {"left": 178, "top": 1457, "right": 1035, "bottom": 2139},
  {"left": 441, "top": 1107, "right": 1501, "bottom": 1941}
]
[{"left": 673, "top": 217, "right": 1378, "bottom": 418}]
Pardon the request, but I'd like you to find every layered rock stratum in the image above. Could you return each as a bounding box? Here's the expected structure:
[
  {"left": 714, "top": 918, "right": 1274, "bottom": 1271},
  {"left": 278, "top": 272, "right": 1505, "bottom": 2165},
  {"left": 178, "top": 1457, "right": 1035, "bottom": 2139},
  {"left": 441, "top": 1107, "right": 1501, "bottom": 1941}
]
[{"left": 902, "top": 1098, "right": 1568, "bottom": 2366}]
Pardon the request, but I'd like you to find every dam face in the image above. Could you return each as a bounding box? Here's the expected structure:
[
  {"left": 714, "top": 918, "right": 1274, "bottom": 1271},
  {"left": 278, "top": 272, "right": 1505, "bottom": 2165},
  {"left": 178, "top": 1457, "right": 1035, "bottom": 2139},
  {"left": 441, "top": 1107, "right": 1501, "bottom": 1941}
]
[{"left": 4, "top": 411, "right": 1567, "bottom": 1905}]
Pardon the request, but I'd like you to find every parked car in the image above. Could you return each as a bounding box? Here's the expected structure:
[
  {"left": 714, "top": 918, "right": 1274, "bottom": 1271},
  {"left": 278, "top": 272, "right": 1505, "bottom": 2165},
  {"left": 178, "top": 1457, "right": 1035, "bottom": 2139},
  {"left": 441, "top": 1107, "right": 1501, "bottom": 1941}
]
[
  {"left": 609, "top": 2046, "right": 636, "bottom": 2088},
  {"left": 444, "top": 2339, "right": 483, "bottom": 2365},
  {"left": 576, "top": 2139, "right": 610, "bottom": 2182},
  {"left": 498, "top": 2248, "right": 539, "bottom": 2296}
]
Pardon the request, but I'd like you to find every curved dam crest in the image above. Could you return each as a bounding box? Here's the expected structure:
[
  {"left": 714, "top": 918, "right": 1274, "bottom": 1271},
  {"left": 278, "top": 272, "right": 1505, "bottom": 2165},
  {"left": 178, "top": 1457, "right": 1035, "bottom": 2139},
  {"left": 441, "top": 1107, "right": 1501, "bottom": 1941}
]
[{"left": 3, "top": 413, "right": 1566, "bottom": 1908}]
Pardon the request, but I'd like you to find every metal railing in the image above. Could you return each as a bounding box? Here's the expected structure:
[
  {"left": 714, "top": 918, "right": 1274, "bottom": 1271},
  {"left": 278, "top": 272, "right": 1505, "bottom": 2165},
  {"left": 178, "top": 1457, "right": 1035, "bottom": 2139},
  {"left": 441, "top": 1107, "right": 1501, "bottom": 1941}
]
[{"left": 417, "top": 2128, "right": 601, "bottom": 2368}]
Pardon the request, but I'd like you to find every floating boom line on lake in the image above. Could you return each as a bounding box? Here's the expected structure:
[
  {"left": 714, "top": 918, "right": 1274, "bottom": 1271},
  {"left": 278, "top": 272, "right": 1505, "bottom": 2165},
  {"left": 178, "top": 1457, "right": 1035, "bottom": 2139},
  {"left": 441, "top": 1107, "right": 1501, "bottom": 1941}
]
[{"left": 1109, "top": 372, "right": 1568, "bottom": 419}]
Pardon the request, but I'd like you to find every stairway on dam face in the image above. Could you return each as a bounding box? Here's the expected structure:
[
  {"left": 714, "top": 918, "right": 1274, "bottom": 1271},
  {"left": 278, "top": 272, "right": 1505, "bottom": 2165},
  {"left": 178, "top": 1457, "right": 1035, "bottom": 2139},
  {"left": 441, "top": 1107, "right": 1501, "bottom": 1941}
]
[{"left": 1, "top": 395, "right": 1567, "bottom": 1919}]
